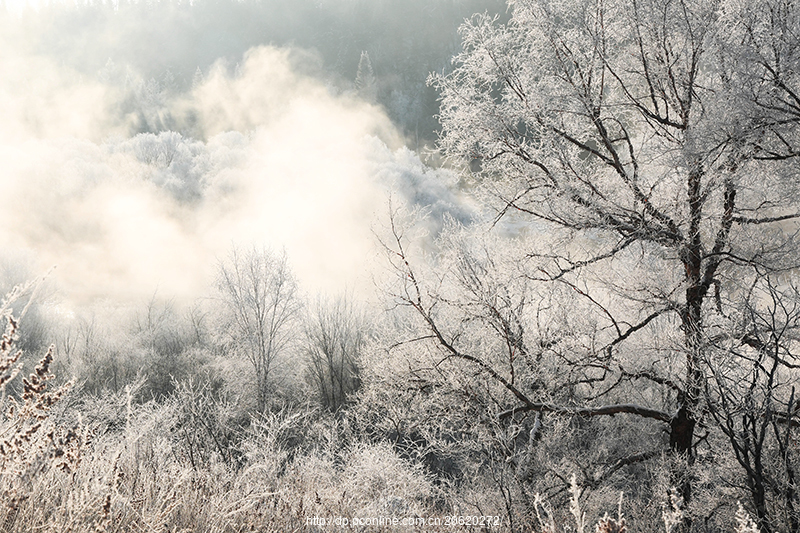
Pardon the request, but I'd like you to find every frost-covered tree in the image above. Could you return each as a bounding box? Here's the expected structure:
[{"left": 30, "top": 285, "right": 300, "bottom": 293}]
[
  {"left": 380, "top": 0, "right": 800, "bottom": 529},
  {"left": 191, "top": 66, "right": 204, "bottom": 90},
  {"left": 215, "top": 247, "right": 300, "bottom": 412},
  {"left": 354, "top": 50, "right": 377, "bottom": 101},
  {"left": 303, "top": 295, "right": 366, "bottom": 412}
]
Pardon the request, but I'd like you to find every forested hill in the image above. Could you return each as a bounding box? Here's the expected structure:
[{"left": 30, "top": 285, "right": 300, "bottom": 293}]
[{"left": 13, "top": 0, "right": 506, "bottom": 146}]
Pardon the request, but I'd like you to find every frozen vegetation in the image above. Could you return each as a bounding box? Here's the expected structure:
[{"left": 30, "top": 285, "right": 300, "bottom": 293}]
[{"left": 0, "top": 0, "right": 799, "bottom": 531}]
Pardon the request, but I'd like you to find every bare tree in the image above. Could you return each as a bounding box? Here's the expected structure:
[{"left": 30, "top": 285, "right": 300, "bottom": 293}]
[
  {"left": 303, "top": 295, "right": 366, "bottom": 412},
  {"left": 215, "top": 247, "right": 300, "bottom": 412},
  {"left": 706, "top": 276, "right": 800, "bottom": 533}
]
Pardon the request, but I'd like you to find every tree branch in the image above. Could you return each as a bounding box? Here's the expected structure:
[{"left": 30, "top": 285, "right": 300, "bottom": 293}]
[{"left": 499, "top": 402, "right": 672, "bottom": 422}]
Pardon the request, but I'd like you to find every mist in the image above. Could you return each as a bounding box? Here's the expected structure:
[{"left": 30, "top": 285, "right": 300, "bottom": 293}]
[{"left": 0, "top": 2, "right": 481, "bottom": 305}]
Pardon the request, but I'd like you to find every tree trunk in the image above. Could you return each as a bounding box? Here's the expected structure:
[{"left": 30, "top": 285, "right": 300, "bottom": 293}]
[{"left": 671, "top": 165, "right": 706, "bottom": 517}]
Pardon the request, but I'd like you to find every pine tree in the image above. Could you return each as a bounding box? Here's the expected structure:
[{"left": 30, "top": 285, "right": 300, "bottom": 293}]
[
  {"left": 191, "top": 66, "right": 203, "bottom": 90},
  {"left": 354, "top": 50, "right": 376, "bottom": 101}
]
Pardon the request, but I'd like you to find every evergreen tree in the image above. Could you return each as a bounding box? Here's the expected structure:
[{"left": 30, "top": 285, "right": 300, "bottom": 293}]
[{"left": 354, "top": 50, "right": 376, "bottom": 101}]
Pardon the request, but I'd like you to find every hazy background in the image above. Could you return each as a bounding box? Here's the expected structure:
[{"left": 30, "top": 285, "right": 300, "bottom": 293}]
[{"left": 0, "top": 0, "right": 504, "bottom": 306}]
